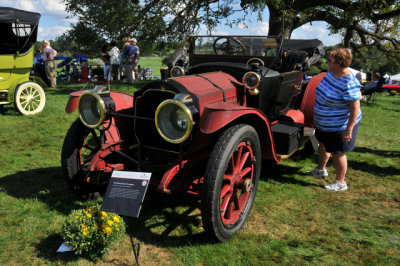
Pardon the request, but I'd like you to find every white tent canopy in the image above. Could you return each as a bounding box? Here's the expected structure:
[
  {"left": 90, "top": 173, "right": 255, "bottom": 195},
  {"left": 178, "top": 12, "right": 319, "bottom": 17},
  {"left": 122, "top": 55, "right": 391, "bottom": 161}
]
[
  {"left": 391, "top": 73, "right": 400, "bottom": 81},
  {"left": 348, "top": 67, "right": 367, "bottom": 80}
]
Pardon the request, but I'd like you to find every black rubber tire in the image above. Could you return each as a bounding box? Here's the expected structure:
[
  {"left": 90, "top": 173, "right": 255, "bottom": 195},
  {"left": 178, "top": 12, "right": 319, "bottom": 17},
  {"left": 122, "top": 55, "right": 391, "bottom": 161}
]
[
  {"left": 201, "top": 124, "right": 261, "bottom": 242},
  {"left": 61, "top": 119, "right": 107, "bottom": 199}
]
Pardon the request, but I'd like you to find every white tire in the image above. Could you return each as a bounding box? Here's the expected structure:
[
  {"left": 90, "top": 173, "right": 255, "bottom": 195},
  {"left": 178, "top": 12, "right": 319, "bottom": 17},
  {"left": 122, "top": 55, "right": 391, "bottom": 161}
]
[{"left": 14, "top": 82, "right": 46, "bottom": 115}]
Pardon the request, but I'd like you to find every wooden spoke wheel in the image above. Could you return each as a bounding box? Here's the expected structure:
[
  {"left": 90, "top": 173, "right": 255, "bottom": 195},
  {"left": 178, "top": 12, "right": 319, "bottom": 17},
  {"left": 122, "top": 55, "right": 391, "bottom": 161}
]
[{"left": 202, "top": 124, "right": 261, "bottom": 241}]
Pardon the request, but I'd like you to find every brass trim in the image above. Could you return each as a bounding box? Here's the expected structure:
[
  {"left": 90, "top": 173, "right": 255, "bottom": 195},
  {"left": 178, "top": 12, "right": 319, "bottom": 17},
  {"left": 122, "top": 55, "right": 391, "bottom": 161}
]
[
  {"left": 155, "top": 99, "right": 194, "bottom": 144},
  {"left": 77, "top": 92, "right": 106, "bottom": 129}
]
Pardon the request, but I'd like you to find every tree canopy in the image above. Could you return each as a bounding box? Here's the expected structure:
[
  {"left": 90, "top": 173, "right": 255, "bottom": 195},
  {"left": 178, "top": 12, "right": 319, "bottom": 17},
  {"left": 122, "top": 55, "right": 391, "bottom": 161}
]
[{"left": 61, "top": 0, "right": 400, "bottom": 61}]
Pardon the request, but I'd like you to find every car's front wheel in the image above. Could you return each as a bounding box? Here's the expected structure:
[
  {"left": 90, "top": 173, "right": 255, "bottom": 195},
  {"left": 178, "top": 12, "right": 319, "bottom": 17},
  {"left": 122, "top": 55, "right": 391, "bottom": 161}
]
[
  {"left": 61, "top": 119, "right": 111, "bottom": 199},
  {"left": 201, "top": 124, "right": 261, "bottom": 242},
  {"left": 14, "top": 81, "right": 46, "bottom": 115}
]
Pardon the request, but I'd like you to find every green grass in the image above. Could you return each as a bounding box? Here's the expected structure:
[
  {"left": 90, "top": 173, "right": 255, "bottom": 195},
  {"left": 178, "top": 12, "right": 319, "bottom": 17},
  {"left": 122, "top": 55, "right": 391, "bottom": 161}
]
[{"left": 1, "top": 64, "right": 399, "bottom": 265}]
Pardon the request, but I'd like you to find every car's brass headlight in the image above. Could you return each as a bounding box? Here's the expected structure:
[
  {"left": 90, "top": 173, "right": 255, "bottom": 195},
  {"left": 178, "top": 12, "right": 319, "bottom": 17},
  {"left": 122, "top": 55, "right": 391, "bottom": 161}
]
[
  {"left": 155, "top": 99, "right": 194, "bottom": 144},
  {"left": 78, "top": 92, "right": 107, "bottom": 128},
  {"left": 243, "top": 72, "right": 261, "bottom": 90},
  {"left": 170, "top": 66, "right": 185, "bottom": 77}
]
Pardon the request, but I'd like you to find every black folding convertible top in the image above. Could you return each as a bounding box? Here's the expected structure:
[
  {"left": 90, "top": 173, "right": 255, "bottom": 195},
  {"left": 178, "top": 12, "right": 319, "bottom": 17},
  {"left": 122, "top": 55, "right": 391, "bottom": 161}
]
[
  {"left": 0, "top": 7, "right": 40, "bottom": 25},
  {"left": 283, "top": 39, "right": 325, "bottom": 56}
]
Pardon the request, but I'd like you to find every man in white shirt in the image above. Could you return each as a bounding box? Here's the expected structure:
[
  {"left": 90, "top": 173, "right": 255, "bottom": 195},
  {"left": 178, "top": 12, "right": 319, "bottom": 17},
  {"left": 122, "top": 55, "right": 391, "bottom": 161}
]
[
  {"left": 42, "top": 40, "right": 57, "bottom": 88},
  {"left": 109, "top": 41, "right": 120, "bottom": 81}
]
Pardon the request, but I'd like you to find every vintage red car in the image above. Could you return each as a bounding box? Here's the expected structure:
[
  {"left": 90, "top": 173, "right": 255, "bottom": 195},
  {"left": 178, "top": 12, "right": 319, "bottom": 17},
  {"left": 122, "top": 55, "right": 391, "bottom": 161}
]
[{"left": 61, "top": 35, "right": 325, "bottom": 241}]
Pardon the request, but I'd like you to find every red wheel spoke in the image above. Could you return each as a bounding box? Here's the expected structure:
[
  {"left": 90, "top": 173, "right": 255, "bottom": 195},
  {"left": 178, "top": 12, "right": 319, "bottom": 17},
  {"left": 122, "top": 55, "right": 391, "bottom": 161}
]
[
  {"left": 229, "top": 154, "right": 236, "bottom": 171},
  {"left": 220, "top": 184, "right": 231, "bottom": 199},
  {"left": 239, "top": 150, "right": 250, "bottom": 171},
  {"left": 220, "top": 193, "right": 231, "bottom": 214},
  {"left": 240, "top": 166, "right": 252, "bottom": 179},
  {"left": 235, "top": 146, "right": 243, "bottom": 171}
]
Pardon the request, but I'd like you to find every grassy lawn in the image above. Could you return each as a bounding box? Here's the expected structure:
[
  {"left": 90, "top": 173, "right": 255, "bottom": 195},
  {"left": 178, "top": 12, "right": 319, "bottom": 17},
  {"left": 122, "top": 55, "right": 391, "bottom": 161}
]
[{"left": 0, "top": 60, "right": 399, "bottom": 264}]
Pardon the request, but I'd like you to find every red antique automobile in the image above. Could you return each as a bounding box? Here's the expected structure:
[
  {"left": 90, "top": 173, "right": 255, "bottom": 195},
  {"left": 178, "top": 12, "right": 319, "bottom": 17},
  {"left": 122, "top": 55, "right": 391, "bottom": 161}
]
[{"left": 61, "top": 35, "right": 325, "bottom": 241}]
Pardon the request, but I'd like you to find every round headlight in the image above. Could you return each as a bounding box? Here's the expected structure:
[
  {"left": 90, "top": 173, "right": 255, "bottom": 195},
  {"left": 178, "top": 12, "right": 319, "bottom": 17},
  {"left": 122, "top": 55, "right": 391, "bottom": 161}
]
[
  {"left": 243, "top": 72, "right": 261, "bottom": 90},
  {"left": 170, "top": 66, "right": 185, "bottom": 77},
  {"left": 78, "top": 92, "right": 106, "bottom": 128},
  {"left": 155, "top": 100, "right": 194, "bottom": 143}
]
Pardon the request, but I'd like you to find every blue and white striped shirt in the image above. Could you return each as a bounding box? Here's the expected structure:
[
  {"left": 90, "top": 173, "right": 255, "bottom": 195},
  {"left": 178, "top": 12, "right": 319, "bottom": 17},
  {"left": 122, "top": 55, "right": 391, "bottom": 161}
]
[{"left": 314, "top": 71, "right": 362, "bottom": 132}]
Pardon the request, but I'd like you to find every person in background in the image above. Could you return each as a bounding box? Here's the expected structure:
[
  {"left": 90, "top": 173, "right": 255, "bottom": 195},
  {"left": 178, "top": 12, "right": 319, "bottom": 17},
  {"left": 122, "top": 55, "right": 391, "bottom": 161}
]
[
  {"left": 109, "top": 41, "right": 120, "bottom": 81},
  {"left": 42, "top": 40, "right": 57, "bottom": 88},
  {"left": 361, "top": 72, "right": 381, "bottom": 93},
  {"left": 130, "top": 38, "right": 140, "bottom": 83},
  {"left": 119, "top": 48, "right": 125, "bottom": 79},
  {"left": 308, "top": 48, "right": 362, "bottom": 192},
  {"left": 101, "top": 44, "right": 111, "bottom": 81},
  {"left": 355, "top": 69, "right": 364, "bottom": 84},
  {"left": 122, "top": 37, "right": 134, "bottom": 84}
]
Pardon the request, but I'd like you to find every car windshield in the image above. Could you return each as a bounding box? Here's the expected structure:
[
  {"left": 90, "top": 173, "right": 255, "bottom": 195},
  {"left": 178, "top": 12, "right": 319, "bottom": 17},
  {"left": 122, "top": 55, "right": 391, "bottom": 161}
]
[{"left": 192, "top": 36, "right": 279, "bottom": 57}]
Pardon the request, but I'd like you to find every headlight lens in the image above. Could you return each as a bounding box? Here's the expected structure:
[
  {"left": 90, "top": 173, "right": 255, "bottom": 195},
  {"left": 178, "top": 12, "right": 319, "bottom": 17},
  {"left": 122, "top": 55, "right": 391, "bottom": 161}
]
[
  {"left": 78, "top": 92, "right": 106, "bottom": 128},
  {"left": 155, "top": 99, "right": 194, "bottom": 143},
  {"left": 170, "top": 66, "right": 185, "bottom": 77},
  {"left": 243, "top": 72, "right": 261, "bottom": 90}
]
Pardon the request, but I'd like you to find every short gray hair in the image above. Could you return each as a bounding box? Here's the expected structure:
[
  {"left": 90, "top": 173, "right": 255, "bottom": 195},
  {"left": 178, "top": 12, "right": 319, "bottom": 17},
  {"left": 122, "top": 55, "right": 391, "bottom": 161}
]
[{"left": 43, "top": 40, "right": 50, "bottom": 45}]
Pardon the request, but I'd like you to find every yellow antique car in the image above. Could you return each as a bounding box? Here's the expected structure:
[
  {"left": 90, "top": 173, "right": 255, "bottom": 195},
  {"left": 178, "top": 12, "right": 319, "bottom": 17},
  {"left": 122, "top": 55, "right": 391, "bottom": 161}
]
[{"left": 0, "top": 7, "right": 45, "bottom": 115}]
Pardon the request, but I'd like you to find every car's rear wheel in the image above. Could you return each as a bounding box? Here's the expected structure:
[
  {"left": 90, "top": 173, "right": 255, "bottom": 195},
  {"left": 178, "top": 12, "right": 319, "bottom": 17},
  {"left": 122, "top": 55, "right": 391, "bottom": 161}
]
[
  {"left": 61, "top": 119, "right": 111, "bottom": 199},
  {"left": 14, "top": 82, "right": 46, "bottom": 115},
  {"left": 201, "top": 124, "right": 261, "bottom": 242}
]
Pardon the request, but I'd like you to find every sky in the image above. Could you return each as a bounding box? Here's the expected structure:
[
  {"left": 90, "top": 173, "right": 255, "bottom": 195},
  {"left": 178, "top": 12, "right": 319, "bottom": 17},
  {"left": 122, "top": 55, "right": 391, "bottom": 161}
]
[{"left": 2, "top": 0, "right": 342, "bottom": 46}]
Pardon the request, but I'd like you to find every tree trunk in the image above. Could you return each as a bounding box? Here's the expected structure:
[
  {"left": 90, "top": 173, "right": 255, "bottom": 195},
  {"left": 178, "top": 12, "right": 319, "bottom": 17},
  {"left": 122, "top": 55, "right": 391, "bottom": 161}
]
[{"left": 268, "top": 10, "right": 294, "bottom": 38}]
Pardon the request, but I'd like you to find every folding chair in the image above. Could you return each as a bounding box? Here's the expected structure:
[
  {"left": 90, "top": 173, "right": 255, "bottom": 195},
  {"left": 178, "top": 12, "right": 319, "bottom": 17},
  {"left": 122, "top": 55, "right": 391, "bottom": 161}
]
[{"left": 363, "top": 77, "right": 386, "bottom": 104}]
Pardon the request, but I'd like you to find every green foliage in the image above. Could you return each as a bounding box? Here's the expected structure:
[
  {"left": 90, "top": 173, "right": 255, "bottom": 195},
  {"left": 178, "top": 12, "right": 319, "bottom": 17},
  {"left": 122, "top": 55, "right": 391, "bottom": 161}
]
[{"left": 61, "top": 205, "right": 125, "bottom": 260}]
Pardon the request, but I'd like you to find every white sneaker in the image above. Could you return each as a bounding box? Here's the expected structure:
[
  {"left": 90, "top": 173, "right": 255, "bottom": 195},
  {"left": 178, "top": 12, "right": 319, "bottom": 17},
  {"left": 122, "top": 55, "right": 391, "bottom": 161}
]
[
  {"left": 308, "top": 167, "right": 328, "bottom": 177},
  {"left": 324, "top": 180, "right": 348, "bottom": 191}
]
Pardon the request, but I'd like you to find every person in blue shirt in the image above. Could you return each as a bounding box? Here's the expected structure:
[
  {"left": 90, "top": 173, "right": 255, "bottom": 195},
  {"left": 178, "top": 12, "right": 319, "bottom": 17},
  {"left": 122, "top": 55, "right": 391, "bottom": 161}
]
[
  {"left": 361, "top": 72, "right": 381, "bottom": 93},
  {"left": 308, "top": 48, "right": 362, "bottom": 192},
  {"left": 122, "top": 37, "right": 135, "bottom": 84}
]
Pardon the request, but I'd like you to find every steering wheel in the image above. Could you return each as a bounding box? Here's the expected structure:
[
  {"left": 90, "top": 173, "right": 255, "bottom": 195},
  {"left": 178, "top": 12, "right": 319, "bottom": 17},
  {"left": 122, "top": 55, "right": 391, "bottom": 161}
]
[{"left": 213, "top": 37, "right": 247, "bottom": 56}]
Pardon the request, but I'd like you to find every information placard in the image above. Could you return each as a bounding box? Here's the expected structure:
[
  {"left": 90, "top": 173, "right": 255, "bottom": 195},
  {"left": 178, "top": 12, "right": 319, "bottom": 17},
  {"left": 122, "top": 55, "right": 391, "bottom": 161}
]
[{"left": 101, "top": 171, "right": 151, "bottom": 217}]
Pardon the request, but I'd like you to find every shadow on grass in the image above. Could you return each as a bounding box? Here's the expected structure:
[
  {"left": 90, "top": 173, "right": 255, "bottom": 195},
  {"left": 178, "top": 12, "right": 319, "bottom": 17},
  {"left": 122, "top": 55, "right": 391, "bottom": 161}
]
[
  {"left": 36, "top": 233, "right": 77, "bottom": 263},
  {"left": 123, "top": 189, "right": 211, "bottom": 247},
  {"left": 353, "top": 146, "right": 400, "bottom": 158},
  {"left": 0, "top": 167, "right": 211, "bottom": 249},
  {"left": 348, "top": 160, "right": 400, "bottom": 177},
  {"left": 0, "top": 167, "right": 81, "bottom": 215},
  {"left": 261, "top": 160, "right": 322, "bottom": 188}
]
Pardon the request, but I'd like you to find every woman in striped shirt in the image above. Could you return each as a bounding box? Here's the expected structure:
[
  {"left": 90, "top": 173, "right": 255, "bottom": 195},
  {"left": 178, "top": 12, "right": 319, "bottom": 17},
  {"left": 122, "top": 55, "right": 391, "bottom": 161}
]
[{"left": 309, "top": 48, "right": 362, "bottom": 191}]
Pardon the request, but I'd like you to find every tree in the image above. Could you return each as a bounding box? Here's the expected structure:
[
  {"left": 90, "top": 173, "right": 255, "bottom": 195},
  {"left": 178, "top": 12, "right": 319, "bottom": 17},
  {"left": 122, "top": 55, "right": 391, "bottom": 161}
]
[
  {"left": 240, "top": 0, "right": 400, "bottom": 59},
  {"left": 63, "top": 0, "right": 400, "bottom": 60}
]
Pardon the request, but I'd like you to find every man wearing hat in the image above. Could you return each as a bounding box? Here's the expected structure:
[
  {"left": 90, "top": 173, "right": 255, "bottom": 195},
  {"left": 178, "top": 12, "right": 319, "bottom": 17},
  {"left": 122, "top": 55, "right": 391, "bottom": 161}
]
[
  {"left": 130, "top": 38, "right": 140, "bottom": 83},
  {"left": 122, "top": 37, "right": 135, "bottom": 84}
]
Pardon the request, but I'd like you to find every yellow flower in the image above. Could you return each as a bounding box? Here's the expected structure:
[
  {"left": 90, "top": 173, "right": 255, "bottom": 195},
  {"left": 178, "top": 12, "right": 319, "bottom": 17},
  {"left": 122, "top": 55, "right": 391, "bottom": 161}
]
[
  {"left": 104, "top": 227, "right": 112, "bottom": 234},
  {"left": 83, "top": 228, "right": 89, "bottom": 235},
  {"left": 107, "top": 220, "right": 114, "bottom": 226},
  {"left": 101, "top": 211, "right": 108, "bottom": 217},
  {"left": 81, "top": 223, "right": 86, "bottom": 228},
  {"left": 113, "top": 216, "right": 120, "bottom": 223},
  {"left": 86, "top": 213, "right": 92, "bottom": 218}
]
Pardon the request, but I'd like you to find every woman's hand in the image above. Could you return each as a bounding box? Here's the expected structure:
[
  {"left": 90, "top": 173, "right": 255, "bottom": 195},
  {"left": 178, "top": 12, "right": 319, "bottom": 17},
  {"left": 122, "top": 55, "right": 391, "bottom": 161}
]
[{"left": 343, "top": 130, "right": 352, "bottom": 142}]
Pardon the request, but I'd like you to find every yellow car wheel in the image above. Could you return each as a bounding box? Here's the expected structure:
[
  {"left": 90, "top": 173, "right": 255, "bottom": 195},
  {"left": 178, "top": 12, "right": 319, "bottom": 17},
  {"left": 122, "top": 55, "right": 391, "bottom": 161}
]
[{"left": 14, "top": 82, "right": 46, "bottom": 115}]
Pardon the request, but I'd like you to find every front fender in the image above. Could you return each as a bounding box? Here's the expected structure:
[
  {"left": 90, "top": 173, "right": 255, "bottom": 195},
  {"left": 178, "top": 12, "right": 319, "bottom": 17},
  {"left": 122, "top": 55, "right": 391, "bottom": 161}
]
[
  {"left": 200, "top": 102, "right": 280, "bottom": 163},
  {"left": 65, "top": 90, "right": 134, "bottom": 114}
]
